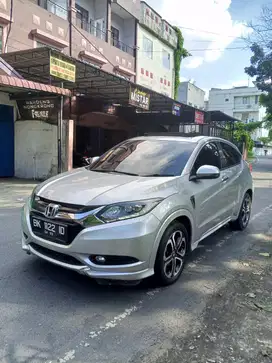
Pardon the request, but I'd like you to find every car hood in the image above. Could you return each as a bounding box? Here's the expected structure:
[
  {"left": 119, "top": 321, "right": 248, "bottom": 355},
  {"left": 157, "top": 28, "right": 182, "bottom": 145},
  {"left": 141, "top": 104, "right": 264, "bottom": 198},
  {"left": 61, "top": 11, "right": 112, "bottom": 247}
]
[{"left": 35, "top": 168, "right": 180, "bottom": 206}]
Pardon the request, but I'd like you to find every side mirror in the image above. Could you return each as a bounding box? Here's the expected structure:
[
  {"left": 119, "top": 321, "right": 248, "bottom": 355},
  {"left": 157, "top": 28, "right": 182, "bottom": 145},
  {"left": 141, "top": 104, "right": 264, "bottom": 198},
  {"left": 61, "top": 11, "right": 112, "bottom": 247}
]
[{"left": 191, "top": 165, "right": 220, "bottom": 181}]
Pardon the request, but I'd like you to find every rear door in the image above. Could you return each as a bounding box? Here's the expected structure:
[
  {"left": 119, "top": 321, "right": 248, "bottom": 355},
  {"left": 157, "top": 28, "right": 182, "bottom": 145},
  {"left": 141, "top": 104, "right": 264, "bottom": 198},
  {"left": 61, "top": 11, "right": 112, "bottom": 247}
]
[
  {"left": 217, "top": 141, "right": 242, "bottom": 218},
  {"left": 190, "top": 142, "right": 227, "bottom": 240}
]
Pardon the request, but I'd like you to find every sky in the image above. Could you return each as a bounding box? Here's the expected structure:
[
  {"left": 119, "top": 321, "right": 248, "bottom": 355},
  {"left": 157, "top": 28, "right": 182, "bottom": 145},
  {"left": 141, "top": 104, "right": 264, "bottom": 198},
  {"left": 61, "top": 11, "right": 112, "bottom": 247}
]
[{"left": 146, "top": 0, "right": 268, "bottom": 97}]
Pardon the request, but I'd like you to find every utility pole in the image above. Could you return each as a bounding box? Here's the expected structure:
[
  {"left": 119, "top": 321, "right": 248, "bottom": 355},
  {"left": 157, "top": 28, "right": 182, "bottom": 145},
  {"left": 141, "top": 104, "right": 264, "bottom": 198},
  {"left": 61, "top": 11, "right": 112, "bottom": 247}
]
[{"left": 68, "top": 0, "right": 72, "bottom": 57}]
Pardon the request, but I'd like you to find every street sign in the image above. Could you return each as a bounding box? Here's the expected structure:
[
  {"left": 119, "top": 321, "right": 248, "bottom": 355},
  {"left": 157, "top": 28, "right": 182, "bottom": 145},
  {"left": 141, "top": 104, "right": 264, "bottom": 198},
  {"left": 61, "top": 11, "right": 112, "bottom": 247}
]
[
  {"left": 129, "top": 86, "right": 150, "bottom": 110},
  {"left": 50, "top": 56, "right": 76, "bottom": 82}
]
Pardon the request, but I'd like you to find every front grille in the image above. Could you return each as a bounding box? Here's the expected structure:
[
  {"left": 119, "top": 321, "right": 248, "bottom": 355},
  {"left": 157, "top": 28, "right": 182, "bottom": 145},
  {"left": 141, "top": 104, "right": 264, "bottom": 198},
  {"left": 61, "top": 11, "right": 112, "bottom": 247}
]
[
  {"left": 32, "top": 196, "right": 98, "bottom": 214},
  {"left": 30, "top": 243, "right": 84, "bottom": 266},
  {"left": 30, "top": 211, "right": 84, "bottom": 246}
]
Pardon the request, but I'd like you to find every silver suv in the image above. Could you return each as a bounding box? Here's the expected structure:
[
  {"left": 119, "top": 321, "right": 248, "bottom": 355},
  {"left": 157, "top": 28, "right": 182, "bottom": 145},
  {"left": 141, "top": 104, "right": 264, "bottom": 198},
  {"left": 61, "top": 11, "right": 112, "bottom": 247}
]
[{"left": 21, "top": 136, "right": 253, "bottom": 286}]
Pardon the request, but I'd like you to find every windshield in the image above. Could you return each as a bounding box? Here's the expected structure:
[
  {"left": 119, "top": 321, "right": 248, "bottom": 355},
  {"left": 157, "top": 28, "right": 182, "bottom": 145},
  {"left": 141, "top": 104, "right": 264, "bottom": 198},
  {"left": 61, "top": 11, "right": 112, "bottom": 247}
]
[{"left": 89, "top": 139, "right": 196, "bottom": 177}]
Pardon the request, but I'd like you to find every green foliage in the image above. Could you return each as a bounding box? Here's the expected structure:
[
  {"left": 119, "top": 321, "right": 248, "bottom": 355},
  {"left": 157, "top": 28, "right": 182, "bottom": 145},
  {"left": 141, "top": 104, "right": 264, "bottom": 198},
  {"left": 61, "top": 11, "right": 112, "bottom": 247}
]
[
  {"left": 233, "top": 122, "right": 261, "bottom": 152},
  {"left": 245, "top": 42, "right": 272, "bottom": 127},
  {"left": 173, "top": 27, "right": 190, "bottom": 100},
  {"left": 258, "top": 136, "right": 271, "bottom": 145}
]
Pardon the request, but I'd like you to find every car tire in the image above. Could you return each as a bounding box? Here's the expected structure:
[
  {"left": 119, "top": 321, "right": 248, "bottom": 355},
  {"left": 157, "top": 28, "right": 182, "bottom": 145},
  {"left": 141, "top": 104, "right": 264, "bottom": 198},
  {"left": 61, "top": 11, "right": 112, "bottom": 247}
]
[
  {"left": 230, "top": 192, "right": 252, "bottom": 231},
  {"left": 154, "top": 221, "right": 188, "bottom": 286}
]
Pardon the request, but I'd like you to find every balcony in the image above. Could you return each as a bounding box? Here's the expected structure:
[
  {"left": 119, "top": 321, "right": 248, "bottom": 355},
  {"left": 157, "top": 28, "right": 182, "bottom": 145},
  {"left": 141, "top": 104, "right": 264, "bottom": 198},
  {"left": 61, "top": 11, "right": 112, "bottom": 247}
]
[
  {"left": 111, "top": 1, "right": 137, "bottom": 56},
  {"left": 37, "top": 0, "right": 68, "bottom": 20},
  {"left": 75, "top": 17, "right": 107, "bottom": 42},
  {"left": 140, "top": 2, "right": 177, "bottom": 48}
]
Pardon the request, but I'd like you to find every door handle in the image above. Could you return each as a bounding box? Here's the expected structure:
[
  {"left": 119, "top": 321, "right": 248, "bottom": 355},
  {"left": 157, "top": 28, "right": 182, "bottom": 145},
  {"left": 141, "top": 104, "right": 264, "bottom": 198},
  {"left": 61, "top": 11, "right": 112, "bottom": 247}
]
[{"left": 221, "top": 176, "right": 229, "bottom": 182}]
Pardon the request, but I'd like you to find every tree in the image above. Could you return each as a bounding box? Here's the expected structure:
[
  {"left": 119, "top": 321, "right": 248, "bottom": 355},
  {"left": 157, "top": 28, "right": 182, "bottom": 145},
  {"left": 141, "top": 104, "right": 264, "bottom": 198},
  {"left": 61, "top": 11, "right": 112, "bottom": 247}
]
[
  {"left": 245, "top": 6, "right": 272, "bottom": 128},
  {"left": 258, "top": 136, "right": 271, "bottom": 145}
]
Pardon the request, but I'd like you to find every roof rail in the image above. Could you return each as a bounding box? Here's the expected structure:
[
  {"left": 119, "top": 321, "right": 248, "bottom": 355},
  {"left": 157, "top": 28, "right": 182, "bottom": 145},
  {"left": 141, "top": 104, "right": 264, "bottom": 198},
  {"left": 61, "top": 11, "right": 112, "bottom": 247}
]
[{"left": 144, "top": 132, "right": 197, "bottom": 137}]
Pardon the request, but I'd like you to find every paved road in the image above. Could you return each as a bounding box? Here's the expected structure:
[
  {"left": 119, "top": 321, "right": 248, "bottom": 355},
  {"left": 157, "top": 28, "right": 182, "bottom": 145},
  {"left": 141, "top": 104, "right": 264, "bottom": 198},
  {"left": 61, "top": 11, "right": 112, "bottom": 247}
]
[{"left": 0, "top": 157, "right": 272, "bottom": 363}]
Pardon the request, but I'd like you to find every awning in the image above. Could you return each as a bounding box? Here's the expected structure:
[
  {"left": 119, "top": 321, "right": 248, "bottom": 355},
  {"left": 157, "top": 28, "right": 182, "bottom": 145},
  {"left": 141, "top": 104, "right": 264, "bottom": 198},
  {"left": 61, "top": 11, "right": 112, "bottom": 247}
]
[
  {"left": 1, "top": 47, "right": 185, "bottom": 112},
  {"left": 0, "top": 74, "right": 71, "bottom": 96},
  {"left": 206, "top": 110, "right": 240, "bottom": 123}
]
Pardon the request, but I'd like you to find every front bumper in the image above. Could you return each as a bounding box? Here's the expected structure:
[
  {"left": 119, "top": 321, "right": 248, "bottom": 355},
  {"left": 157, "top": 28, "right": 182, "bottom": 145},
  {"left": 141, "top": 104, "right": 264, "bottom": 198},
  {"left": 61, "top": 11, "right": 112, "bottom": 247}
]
[{"left": 21, "top": 203, "right": 161, "bottom": 281}]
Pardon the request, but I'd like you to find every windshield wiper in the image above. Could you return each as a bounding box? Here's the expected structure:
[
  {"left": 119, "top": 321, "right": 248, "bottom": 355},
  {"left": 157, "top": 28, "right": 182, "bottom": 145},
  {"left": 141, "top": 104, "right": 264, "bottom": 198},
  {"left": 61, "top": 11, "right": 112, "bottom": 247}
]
[
  {"left": 143, "top": 174, "right": 175, "bottom": 177},
  {"left": 91, "top": 169, "right": 139, "bottom": 176}
]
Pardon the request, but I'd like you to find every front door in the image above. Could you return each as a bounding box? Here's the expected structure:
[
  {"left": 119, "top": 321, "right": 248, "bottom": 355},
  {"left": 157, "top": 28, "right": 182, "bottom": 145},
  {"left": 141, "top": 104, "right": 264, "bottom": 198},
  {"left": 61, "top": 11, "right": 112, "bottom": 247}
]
[
  {"left": 190, "top": 142, "right": 226, "bottom": 240},
  {"left": 0, "top": 105, "right": 14, "bottom": 177}
]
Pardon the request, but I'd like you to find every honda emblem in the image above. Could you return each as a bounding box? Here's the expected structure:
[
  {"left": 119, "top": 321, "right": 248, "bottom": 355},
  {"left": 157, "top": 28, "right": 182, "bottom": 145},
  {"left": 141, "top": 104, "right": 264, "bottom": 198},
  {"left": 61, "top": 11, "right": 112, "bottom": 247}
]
[{"left": 44, "top": 203, "right": 60, "bottom": 218}]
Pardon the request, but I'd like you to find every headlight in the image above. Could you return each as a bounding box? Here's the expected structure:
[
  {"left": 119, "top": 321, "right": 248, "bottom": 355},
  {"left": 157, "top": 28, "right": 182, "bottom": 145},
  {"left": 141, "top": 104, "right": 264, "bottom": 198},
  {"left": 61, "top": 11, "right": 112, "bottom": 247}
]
[
  {"left": 28, "top": 186, "right": 39, "bottom": 209},
  {"left": 95, "top": 199, "right": 162, "bottom": 223}
]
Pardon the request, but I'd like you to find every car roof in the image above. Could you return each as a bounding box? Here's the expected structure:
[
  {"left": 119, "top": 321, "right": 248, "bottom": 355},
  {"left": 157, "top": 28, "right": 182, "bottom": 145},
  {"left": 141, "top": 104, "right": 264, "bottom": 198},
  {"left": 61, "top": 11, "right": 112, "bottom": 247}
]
[{"left": 131, "top": 135, "right": 216, "bottom": 144}]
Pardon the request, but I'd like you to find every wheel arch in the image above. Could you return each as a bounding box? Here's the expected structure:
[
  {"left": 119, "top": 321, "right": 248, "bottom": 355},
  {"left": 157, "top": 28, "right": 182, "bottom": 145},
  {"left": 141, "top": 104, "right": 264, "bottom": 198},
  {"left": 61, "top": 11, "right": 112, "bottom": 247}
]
[{"left": 149, "top": 209, "right": 195, "bottom": 268}]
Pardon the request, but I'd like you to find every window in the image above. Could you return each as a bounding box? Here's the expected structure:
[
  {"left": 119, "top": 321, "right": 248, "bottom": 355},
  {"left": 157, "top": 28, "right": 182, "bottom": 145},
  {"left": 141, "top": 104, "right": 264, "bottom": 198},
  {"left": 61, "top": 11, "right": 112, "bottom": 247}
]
[
  {"left": 193, "top": 142, "right": 221, "bottom": 173},
  {"left": 143, "top": 36, "right": 153, "bottom": 59},
  {"left": 36, "top": 41, "right": 61, "bottom": 52},
  {"left": 243, "top": 96, "right": 249, "bottom": 104},
  {"left": 0, "top": 26, "right": 3, "bottom": 54},
  {"left": 255, "top": 95, "right": 259, "bottom": 104},
  {"left": 89, "top": 139, "right": 196, "bottom": 177},
  {"left": 111, "top": 26, "right": 120, "bottom": 47},
  {"left": 162, "top": 50, "right": 170, "bottom": 69},
  {"left": 76, "top": 4, "right": 89, "bottom": 31},
  {"left": 219, "top": 142, "right": 241, "bottom": 169},
  {"left": 225, "top": 98, "right": 229, "bottom": 102},
  {"left": 38, "top": 0, "right": 68, "bottom": 20}
]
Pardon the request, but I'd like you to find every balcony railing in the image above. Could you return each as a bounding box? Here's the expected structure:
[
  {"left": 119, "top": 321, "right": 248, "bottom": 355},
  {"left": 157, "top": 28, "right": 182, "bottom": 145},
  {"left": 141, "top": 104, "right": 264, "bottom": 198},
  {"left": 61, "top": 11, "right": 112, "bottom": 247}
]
[
  {"left": 110, "top": 35, "right": 135, "bottom": 56},
  {"left": 75, "top": 18, "right": 107, "bottom": 42},
  {"left": 37, "top": 0, "right": 68, "bottom": 20}
]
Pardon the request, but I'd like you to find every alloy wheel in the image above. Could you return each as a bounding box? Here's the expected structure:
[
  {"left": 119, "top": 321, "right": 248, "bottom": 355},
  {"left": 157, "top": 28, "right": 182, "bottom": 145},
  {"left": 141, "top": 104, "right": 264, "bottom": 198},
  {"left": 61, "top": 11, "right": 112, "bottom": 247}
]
[
  {"left": 241, "top": 194, "right": 251, "bottom": 227},
  {"left": 163, "top": 230, "right": 186, "bottom": 279}
]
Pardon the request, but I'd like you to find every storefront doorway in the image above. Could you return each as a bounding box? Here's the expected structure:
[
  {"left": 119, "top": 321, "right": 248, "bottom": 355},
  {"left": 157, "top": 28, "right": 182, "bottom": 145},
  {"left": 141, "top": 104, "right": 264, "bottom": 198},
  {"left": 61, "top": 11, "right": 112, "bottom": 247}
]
[{"left": 0, "top": 105, "right": 14, "bottom": 177}]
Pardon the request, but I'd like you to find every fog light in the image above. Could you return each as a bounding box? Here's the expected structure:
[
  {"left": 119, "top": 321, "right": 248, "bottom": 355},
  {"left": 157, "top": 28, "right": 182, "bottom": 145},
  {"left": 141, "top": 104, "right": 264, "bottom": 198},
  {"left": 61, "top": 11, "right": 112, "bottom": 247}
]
[{"left": 95, "top": 256, "right": 106, "bottom": 264}]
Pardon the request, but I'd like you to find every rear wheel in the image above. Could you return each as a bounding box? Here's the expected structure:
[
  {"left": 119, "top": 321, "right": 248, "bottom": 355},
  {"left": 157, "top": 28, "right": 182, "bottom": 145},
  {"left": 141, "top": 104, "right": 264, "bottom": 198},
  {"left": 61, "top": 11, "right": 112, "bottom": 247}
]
[
  {"left": 154, "top": 221, "right": 188, "bottom": 286},
  {"left": 230, "top": 192, "right": 252, "bottom": 231}
]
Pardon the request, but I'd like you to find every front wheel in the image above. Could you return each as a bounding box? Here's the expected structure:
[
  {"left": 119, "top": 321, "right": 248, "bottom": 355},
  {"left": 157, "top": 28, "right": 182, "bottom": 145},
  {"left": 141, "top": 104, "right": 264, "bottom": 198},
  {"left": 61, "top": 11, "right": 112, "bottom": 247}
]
[
  {"left": 230, "top": 192, "right": 252, "bottom": 231},
  {"left": 154, "top": 221, "right": 188, "bottom": 286}
]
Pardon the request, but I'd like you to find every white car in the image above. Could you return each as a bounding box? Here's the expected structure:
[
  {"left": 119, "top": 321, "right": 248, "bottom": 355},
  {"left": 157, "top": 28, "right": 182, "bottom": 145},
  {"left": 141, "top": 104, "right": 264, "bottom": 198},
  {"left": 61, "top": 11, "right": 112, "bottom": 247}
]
[{"left": 21, "top": 136, "right": 253, "bottom": 286}]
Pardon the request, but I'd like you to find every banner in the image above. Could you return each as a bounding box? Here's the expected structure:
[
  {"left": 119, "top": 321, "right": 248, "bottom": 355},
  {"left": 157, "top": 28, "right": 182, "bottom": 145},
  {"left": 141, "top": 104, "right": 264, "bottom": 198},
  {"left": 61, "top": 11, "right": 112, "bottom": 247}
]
[
  {"left": 172, "top": 102, "right": 181, "bottom": 116},
  {"left": 50, "top": 56, "right": 76, "bottom": 82},
  {"left": 129, "top": 86, "right": 150, "bottom": 110},
  {"left": 195, "top": 110, "right": 204, "bottom": 124},
  {"left": 17, "top": 98, "right": 59, "bottom": 123}
]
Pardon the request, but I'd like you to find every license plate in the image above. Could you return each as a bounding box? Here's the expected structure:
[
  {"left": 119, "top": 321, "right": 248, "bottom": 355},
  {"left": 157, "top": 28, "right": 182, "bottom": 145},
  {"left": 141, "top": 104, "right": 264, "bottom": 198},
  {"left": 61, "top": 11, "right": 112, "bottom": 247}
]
[{"left": 30, "top": 216, "right": 68, "bottom": 243}]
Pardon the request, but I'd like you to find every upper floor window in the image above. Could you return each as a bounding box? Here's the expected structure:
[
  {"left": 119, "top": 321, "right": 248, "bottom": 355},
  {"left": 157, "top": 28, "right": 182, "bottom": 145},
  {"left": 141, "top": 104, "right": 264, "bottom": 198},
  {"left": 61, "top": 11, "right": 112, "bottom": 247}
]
[
  {"left": 162, "top": 50, "right": 170, "bottom": 69},
  {"left": 76, "top": 4, "right": 89, "bottom": 31},
  {"left": 111, "top": 26, "right": 120, "bottom": 47},
  {"left": 0, "top": 26, "right": 3, "bottom": 54},
  {"left": 143, "top": 36, "right": 153, "bottom": 59},
  {"left": 36, "top": 41, "right": 62, "bottom": 52},
  {"left": 38, "top": 0, "right": 68, "bottom": 20},
  {"left": 243, "top": 96, "right": 249, "bottom": 104},
  {"left": 255, "top": 95, "right": 259, "bottom": 104}
]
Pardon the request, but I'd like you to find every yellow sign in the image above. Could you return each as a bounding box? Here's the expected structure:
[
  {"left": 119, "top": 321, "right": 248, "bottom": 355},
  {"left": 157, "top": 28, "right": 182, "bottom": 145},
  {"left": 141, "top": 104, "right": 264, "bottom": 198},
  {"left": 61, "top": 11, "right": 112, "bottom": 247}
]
[{"left": 50, "top": 56, "right": 76, "bottom": 82}]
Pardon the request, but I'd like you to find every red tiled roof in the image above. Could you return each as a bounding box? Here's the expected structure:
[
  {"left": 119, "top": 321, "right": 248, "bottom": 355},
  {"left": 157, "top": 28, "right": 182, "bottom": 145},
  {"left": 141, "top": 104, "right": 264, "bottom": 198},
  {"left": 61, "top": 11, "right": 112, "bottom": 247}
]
[{"left": 0, "top": 74, "right": 71, "bottom": 96}]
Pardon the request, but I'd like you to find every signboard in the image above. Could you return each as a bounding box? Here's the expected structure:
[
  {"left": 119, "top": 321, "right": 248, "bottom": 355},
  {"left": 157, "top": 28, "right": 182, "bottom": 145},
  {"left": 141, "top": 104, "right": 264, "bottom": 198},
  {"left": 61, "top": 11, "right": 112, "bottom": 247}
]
[
  {"left": 172, "top": 102, "right": 181, "bottom": 116},
  {"left": 195, "top": 110, "right": 204, "bottom": 124},
  {"left": 50, "top": 56, "right": 76, "bottom": 82},
  {"left": 129, "top": 86, "right": 150, "bottom": 110},
  {"left": 17, "top": 98, "right": 59, "bottom": 123}
]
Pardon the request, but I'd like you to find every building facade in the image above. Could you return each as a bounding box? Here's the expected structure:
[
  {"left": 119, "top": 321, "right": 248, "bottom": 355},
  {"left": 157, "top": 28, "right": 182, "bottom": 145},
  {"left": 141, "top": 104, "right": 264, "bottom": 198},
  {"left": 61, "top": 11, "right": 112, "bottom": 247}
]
[
  {"left": 208, "top": 86, "right": 268, "bottom": 140},
  {"left": 136, "top": 1, "right": 177, "bottom": 98},
  {"left": 0, "top": 0, "right": 139, "bottom": 81},
  {"left": 177, "top": 81, "right": 205, "bottom": 110}
]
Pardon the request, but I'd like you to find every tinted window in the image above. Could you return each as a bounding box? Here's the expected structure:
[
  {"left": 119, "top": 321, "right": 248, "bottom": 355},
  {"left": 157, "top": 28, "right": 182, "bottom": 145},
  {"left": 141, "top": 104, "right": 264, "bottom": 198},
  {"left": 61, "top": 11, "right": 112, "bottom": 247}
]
[
  {"left": 220, "top": 142, "right": 241, "bottom": 169},
  {"left": 193, "top": 142, "right": 221, "bottom": 173},
  {"left": 89, "top": 139, "right": 196, "bottom": 177}
]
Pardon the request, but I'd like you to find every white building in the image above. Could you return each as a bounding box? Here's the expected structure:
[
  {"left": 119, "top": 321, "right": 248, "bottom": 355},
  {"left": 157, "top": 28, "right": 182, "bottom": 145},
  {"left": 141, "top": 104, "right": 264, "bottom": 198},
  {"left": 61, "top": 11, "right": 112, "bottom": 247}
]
[
  {"left": 177, "top": 81, "right": 205, "bottom": 110},
  {"left": 136, "top": 1, "right": 177, "bottom": 98},
  {"left": 208, "top": 86, "right": 268, "bottom": 140}
]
